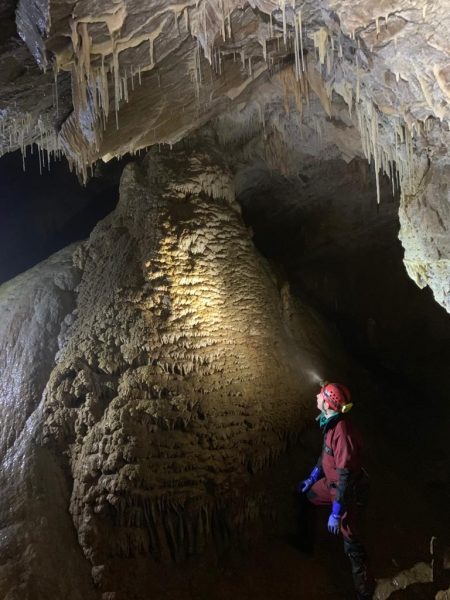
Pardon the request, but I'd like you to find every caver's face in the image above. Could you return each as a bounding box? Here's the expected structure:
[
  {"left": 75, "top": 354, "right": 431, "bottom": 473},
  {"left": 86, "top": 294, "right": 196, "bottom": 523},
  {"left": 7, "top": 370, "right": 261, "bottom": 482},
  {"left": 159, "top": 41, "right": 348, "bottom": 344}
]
[{"left": 316, "top": 391, "right": 326, "bottom": 412}]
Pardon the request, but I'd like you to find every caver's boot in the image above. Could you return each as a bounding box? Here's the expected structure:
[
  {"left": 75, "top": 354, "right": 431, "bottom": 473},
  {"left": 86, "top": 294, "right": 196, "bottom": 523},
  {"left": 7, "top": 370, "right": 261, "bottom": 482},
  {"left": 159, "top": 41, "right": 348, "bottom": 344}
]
[{"left": 344, "top": 539, "right": 376, "bottom": 600}]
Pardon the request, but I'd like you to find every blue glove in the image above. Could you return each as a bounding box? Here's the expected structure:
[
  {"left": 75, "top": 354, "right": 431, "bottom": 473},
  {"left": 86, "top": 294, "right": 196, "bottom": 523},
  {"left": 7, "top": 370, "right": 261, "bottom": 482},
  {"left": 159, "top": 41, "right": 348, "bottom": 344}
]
[
  {"left": 327, "top": 500, "right": 343, "bottom": 535},
  {"left": 297, "top": 466, "right": 322, "bottom": 494}
]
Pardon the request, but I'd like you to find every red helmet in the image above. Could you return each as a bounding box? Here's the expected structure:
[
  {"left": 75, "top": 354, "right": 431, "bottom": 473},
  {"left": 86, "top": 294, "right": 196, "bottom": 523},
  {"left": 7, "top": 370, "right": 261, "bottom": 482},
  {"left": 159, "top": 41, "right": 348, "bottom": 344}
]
[{"left": 320, "top": 382, "right": 353, "bottom": 413}]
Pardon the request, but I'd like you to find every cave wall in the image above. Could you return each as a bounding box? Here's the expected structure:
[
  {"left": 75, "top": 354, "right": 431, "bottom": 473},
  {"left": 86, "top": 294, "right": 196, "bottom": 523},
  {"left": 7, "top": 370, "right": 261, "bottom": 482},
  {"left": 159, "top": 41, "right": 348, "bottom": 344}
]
[
  {"left": 400, "top": 161, "right": 450, "bottom": 314},
  {"left": 0, "top": 246, "right": 97, "bottom": 600}
]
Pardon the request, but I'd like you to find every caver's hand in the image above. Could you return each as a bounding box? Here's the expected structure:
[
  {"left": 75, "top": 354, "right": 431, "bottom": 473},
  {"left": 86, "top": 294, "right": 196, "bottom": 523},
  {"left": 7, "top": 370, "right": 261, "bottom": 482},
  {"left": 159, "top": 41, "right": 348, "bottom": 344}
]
[
  {"left": 296, "top": 466, "right": 322, "bottom": 494},
  {"left": 327, "top": 500, "right": 343, "bottom": 535}
]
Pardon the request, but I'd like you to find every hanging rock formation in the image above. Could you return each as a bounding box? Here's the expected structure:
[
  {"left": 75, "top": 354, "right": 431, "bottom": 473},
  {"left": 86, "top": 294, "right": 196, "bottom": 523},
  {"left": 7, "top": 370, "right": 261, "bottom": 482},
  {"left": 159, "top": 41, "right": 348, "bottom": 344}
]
[{"left": 1, "top": 0, "right": 450, "bottom": 310}]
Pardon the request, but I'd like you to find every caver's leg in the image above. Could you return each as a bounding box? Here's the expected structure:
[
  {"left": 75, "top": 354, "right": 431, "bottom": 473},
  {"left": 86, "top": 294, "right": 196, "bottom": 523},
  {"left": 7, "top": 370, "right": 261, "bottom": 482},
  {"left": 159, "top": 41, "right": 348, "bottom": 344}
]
[
  {"left": 293, "top": 478, "right": 333, "bottom": 553},
  {"left": 343, "top": 537, "right": 376, "bottom": 600},
  {"left": 294, "top": 491, "right": 318, "bottom": 554}
]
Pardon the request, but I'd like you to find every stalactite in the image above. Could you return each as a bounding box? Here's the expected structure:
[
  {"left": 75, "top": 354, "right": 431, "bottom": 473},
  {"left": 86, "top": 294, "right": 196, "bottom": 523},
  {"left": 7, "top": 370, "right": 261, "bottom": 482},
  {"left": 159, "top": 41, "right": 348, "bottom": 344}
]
[
  {"left": 0, "top": 110, "right": 61, "bottom": 173},
  {"left": 294, "top": 16, "right": 300, "bottom": 80},
  {"left": 220, "top": 0, "right": 226, "bottom": 40},
  {"left": 299, "top": 10, "right": 305, "bottom": 72},
  {"left": 354, "top": 94, "right": 420, "bottom": 204},
  {"left": 226, "top": 4, "right": 232, "bottom": 38},
  {"left": 356, "top": 49, "right": 361, "bottom": 103},
  {"left": 53, "top": 66, "right": 59, "bottom": 119},
  {"left": 280, "top": 0, "right": 287, "bottom": 45},
  {"left": 312, "top": 27, "right": 328, "bottom": 66}
]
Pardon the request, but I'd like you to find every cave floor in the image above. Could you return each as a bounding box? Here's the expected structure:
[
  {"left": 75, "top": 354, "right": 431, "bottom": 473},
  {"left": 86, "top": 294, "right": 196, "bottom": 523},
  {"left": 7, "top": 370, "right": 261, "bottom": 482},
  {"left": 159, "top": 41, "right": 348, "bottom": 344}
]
[
  {"left": 137, "top": 372, "right": 450, "bottom": 600},
  {"left": 131, "top": 473, "right": 449, "bottom": 600}
]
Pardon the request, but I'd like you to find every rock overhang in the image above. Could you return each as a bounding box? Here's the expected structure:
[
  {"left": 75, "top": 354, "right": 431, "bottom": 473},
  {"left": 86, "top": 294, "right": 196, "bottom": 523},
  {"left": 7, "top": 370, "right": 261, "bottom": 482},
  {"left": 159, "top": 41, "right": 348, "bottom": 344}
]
[{"left": 1, "top": 0, "right": 450, "bottom": 309}]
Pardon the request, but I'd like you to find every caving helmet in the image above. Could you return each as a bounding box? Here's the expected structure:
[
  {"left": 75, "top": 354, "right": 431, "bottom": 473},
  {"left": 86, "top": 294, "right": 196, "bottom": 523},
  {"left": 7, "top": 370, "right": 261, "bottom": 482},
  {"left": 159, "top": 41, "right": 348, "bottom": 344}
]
[{"left": 320, "top": 381, "right": 353, "bottom": 413}]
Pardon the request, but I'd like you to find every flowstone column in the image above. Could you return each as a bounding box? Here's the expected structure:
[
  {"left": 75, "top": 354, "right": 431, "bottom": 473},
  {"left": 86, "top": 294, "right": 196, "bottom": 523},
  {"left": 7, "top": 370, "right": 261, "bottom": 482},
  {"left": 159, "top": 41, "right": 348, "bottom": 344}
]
[{"left": 44, "top": 148, "right": 313, "bottom": 595}]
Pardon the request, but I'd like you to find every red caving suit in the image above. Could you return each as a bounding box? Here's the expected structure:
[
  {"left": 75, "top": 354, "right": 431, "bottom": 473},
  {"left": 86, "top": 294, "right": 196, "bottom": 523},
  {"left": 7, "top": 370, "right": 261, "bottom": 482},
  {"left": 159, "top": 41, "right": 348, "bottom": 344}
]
[{"left": 307, "top": 414, "right": 363, "bottom": 540}]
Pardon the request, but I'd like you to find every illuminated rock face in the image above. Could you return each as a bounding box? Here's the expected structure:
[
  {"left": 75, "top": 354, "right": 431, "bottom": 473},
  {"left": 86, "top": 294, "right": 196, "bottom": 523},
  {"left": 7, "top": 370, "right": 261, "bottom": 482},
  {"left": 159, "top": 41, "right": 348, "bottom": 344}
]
[
  {"left": 0, "top": 148, "right": 347, "bottom": 598},
  {"left": 23, "top": 148, "right": 325, "bottom": 595}
]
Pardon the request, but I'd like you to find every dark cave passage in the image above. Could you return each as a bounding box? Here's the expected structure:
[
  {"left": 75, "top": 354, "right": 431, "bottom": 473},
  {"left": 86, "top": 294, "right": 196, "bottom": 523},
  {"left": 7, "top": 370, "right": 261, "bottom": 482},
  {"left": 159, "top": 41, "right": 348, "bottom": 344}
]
[
  {"left": 0, "top": 149, "right": 125, "bottom": 285},
  {"left": 238, "top": 157, "right": 450, "bottom": 391},
  {"left": 236, "top": 156, "right": 450, "bottom": 599}
]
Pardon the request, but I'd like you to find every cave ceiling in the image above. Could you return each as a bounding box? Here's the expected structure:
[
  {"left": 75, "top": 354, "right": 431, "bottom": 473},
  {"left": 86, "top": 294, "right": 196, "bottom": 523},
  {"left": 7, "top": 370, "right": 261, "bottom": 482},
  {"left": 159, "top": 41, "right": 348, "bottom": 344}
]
[{"left": 1, "top": 0, "right": 450, "bottom": 310}]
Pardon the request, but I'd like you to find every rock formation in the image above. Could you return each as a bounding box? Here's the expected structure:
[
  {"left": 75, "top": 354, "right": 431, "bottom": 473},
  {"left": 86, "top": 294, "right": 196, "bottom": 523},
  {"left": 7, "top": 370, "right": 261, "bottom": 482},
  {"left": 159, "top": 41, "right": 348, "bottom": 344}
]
[
  {"left": 0, "top": 147, "right": 348, "bottom": 598},
  {"left": 1, "top": 0, "right": 450, "bottom": 309},
  {"left": 0, "top": 245, "right": 98, "bottom": 600}
]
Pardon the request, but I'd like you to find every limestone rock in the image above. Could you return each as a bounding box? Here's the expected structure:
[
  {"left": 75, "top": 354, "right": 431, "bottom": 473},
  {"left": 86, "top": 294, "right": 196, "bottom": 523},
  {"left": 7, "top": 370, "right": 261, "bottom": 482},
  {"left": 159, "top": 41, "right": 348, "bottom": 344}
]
[
  {"left": 0, "top": 246, "right": 97, "bottom": 600},
  {"left": 0, "top": 245, "right": 80, "bottom": 458},
  {"left": 2, "top": 0, "right": 450, "bottom": 309},
  {"left": 400, "top": 161, "right": 450, "bottom": 313},
  {"left": 36, "top": 147, "right": 339, "bottom": 596}
]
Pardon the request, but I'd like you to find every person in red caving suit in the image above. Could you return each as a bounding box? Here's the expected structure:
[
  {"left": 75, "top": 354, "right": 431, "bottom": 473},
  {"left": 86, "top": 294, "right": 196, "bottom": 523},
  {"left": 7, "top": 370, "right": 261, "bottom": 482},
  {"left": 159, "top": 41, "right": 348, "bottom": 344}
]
[{"left": 297, "top": 382, "right": 375, "bottom": 600}]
